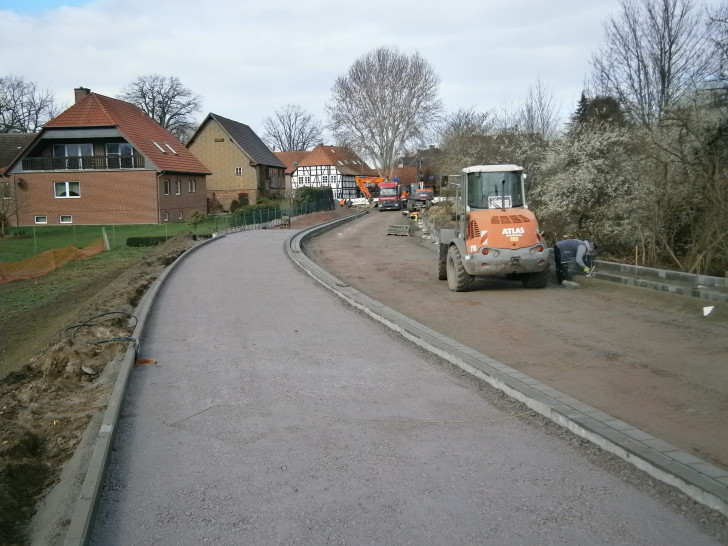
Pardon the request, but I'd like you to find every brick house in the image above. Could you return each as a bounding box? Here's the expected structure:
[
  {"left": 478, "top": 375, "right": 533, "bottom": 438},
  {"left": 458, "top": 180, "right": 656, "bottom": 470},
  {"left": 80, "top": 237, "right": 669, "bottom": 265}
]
[
  {"left": 187, "top": 113, "right": 285, "bottom": 211},
  {"left": 291, "top": 145, "right": 376, "bottom": 201},
  {"left": 5, "top": 87, "right": 210, "bottom": 226}
]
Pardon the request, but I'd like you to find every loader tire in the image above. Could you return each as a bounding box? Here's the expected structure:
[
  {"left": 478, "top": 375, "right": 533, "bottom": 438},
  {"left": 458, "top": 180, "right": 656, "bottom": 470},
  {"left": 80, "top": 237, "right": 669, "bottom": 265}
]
[
  {"left": 446, "top": 245, "right": 474, "bottom": 292},
  {"left": 437, "top": 244, "right": 448, "bottom": 280},
  {"left": 521, "top": 266, "right": 550, "bottom": 288}
]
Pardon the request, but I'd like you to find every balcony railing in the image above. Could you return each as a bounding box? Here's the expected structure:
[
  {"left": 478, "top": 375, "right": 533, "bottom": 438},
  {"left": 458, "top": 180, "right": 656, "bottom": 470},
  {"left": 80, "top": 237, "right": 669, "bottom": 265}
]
[{"left": 22, "top": 155, "right": 146, "bottom": 171}]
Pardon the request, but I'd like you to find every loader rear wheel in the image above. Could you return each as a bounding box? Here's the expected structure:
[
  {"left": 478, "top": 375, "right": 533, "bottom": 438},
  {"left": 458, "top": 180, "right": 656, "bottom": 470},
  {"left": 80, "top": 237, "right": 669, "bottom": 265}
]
[
  {"left": 446, "top": 245, "right": 474, "bottom": 292},
  {"left": 522, "top": 266, "right": 550, "bottom": 288}
]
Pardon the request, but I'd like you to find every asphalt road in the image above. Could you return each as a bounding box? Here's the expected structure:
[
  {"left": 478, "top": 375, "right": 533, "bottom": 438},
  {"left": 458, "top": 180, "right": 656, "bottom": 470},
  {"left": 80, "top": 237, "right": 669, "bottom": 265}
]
[{"left": 89, "top": 227, "right": 719, "bottom": 544}]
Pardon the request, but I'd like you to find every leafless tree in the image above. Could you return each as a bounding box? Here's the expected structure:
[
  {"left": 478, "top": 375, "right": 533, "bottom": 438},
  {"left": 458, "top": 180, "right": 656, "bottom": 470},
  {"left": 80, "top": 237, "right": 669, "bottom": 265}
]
[
  {"left": 437, "top": 108, "right": 494, "bottom": 175},
  {"left": 708, "top": 3, "right": 728, "bottom": 84},
  {"left": 326, "top": 46, "right": 442, "bottom": 179},
  {"left": 118, "top": 74, "right": 202, "bottom": 142},
  {"left": 0, "top": 75, "right": 60, "bottom": 133},
  {"left": 262, "top": 104, "right": 323, "bottom": 151},
  {"left": 590, "top": 0, "right": 714, "bottom": 127},
  {"left": 516, "top": 78, "right": 560, "bottom": 139}
]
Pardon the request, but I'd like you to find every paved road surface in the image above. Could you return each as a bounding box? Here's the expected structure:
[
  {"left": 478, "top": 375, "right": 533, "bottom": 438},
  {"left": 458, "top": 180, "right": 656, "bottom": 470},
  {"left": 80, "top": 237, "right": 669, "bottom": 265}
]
[{"left": 90, "top": 228, "right": 718, "bottom": 544}]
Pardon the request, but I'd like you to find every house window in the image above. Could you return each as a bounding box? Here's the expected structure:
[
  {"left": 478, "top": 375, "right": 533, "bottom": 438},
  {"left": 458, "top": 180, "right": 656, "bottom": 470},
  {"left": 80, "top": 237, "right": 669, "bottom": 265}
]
[
  {"left": 178, "top": 211, "right": 183, "bottom": 220},
  {"left": 235, "top": 167, "right": 242, "bottom": 176},
  {"left": 175, "top": 180, "right": 181, "bottom": 195},
  {"left": 35, "top": 215, "right": 47, "bottom": 224},
  {"left": 163, "top": 212, "right": 169, "bottom": 222},
  {"left": 322, "top": 175, "right": 329, "bottom": 184},
  {"left": 60, "top": 215, "right": 73, "bottom": 224},
  {"left": 188, "top": 179, "right": 197, "bottom": 193},
  {"left": 106, "top": 143, "right": 134, "bottom": 168},
  {"left": 53, "top": 143, "right": 93, "bottom": 169},
  {"left": 1, "top": 181, "right": 10, "bottom": 199},
  {"left": 163, "top": 180, "right": 170, "bottom": 195},
  {"left": 54, "top": 181, "right": 80, "bottom": 198}
]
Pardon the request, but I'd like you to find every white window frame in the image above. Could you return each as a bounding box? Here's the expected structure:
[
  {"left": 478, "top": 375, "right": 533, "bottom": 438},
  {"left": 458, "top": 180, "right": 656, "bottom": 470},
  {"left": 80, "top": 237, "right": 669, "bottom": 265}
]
[
  {"left": 60, "top": 215, "right": 73, "bottom": 224},
  {"left": 54, "top": 181, "right": 80, "bottom": 198},
  {"left": 175, "top": 179, "right": 181, "bottom": 195},
  {"left": 188, "top": 179, "right": 197, "bottom": 193},
  {"left": 35, "top": 215, "right": 47, "bottom": 224},
  {"left": 163, "top": 212, "right": 169, "bottom": 222},
  {"left": 178, "top": 211, "right": 183, "bottom": 220},
  {"left": 235, "top": 167, "right": 243, "bottom": 176},
  {"left": 163, "top": 179, "right": 170, "bottom": 195}
]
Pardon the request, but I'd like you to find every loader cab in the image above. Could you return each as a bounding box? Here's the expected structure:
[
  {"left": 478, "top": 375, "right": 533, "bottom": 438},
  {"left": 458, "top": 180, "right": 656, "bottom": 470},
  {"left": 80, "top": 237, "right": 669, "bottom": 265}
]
[{"left": 462, "top": 165, "right": 526, "bottom": 212}]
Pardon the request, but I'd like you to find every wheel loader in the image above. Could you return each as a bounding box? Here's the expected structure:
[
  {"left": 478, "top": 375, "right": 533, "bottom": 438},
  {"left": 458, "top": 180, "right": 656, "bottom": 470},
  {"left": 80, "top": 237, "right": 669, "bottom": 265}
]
[{"left": 437, "top": 164, "right": 550, "bottom": 291}]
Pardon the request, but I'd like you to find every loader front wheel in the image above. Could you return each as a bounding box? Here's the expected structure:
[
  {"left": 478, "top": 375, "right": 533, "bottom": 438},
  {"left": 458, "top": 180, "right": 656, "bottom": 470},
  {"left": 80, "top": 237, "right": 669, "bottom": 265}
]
[
  {"left": 437, "top": 243, "right": 448, "bottom": 280},
  {"left": 446, "top": 245, "right": 474, "bottom": 292}
]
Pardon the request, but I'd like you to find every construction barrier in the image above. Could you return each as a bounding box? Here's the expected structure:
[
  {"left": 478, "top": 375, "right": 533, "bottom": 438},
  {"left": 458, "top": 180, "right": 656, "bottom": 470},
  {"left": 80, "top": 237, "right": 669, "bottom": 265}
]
[{"left": 0, "top": 238, "right": 106, "bottom": 283}]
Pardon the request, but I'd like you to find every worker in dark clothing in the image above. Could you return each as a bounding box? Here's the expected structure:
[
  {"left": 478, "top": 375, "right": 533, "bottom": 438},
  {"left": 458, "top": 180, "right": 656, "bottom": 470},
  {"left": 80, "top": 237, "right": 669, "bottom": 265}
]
[{"left": 554, "top": 239, "right": 596, "bottom": 283}]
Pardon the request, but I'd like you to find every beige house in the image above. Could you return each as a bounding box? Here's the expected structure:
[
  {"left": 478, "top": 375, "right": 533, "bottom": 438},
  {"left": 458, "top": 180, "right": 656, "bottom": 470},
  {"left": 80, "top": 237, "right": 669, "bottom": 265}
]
[{"left": 187, "top": 113, "right": 285, "bottom": 211}]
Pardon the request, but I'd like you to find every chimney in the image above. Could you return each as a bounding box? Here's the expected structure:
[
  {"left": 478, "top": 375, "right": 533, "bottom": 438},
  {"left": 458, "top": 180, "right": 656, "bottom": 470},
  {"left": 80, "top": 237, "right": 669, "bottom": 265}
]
[{"left": 74, "top": 87, "right": 91, "bottom": 103}]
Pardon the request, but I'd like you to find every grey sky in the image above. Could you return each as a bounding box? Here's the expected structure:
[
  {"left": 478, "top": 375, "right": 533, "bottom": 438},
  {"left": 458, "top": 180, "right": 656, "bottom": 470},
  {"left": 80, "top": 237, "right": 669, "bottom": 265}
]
[{"left": 0, "top": 0, "right": 649, "bottom": 140}]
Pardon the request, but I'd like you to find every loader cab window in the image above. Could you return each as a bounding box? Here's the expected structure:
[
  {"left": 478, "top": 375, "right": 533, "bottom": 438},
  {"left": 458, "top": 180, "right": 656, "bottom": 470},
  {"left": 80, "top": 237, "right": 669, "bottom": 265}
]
[{"left": 466, "top": 170, "right": 524, "bottom": 209}]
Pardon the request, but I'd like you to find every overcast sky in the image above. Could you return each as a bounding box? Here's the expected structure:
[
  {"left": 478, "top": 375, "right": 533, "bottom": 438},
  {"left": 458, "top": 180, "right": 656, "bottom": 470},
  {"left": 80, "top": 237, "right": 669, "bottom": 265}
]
[{"left": 0, "top": 0, "right": 661, "bottom": 141}]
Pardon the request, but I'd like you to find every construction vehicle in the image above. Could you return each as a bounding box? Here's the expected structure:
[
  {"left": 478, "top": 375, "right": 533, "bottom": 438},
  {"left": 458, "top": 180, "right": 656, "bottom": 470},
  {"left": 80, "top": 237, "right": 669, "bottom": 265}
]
[
  {"left": 354, "top": 176, "right": 385, "bottom": 202},
  {"left": 378, "top": 181, "right": 402, "bottom": 211},
  {"left": 406, "top": 187, "right": 434, "bottom": 211},
  {"left": 437, "top": 164, "right": 549, "bottom": 291}
]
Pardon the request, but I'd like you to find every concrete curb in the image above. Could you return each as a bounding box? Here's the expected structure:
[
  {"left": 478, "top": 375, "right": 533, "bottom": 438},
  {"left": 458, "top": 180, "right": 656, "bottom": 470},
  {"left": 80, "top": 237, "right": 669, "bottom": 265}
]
[
  {"left": 286, "top": 216, "right": 728, "bottom": 518},
  {"left": 63, "top": 236, "right": 218, "bottom": 546}
]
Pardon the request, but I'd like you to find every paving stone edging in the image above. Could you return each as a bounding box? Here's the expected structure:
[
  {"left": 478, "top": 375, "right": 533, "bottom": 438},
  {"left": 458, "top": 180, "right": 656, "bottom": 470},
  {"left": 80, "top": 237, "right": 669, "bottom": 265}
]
[{"left": 287, "top": 214, "right": 728, "bottom": 518}]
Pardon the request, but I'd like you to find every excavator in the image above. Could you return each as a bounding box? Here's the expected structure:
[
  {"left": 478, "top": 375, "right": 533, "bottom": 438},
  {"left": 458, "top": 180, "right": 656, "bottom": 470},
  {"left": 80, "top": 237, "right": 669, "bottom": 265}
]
[{"left": 354, "top": 176, "right": 385, "bottom": 201}]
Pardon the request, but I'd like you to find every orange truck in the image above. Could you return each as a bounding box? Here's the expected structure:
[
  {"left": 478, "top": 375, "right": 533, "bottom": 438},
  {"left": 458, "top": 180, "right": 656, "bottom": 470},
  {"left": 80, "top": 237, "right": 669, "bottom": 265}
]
[
  {"left": 377, "top": 181, "right": 401, "bottom": 210},
  {"left": 437, "top": 164, "right": 550, "bottom": 291}
]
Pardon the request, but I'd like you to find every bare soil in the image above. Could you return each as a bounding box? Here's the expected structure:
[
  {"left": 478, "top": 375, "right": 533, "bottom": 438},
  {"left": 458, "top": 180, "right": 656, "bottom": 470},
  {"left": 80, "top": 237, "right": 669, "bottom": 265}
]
[{"left": 304, "top": 209, "right": 728, "bottom": 470}]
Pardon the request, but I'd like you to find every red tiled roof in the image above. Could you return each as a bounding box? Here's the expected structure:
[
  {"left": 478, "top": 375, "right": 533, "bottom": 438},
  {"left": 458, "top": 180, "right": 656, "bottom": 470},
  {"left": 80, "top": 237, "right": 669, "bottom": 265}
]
[
  {"left": 45, "top": 93, "right": 210, "bottom": 174},
  {"left": 296, "top": 145, "right": 375, "bottom": 176},
  {"left": 274, "top": 151, "right": 309, "bottom": 174}
]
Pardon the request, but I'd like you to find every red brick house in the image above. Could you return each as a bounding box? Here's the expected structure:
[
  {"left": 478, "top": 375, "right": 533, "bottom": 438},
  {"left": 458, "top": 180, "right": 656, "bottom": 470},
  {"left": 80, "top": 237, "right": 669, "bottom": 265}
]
[{"left": 5, "top": 87, "right": 210, "bottom": 226}]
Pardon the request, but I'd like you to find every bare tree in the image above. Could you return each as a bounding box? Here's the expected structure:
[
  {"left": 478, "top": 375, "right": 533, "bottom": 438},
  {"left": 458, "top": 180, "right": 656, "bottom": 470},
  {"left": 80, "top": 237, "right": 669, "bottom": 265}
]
[
  {"left": 708, "top": 3, "right": 728, "bottom": 84},
  {"left": 262, "top": 104, "right": 323, "bottom": 151},
  {"left": 437, "top": 108, "right": 494, "bottom": 174},
  {"left": 0, "top": 75, "right": 60, "bottom": 133},
  {"left": 118, "top": 74, "right": 202, "bottom": 142},
  {"left": 517, "top": 78, "right": 560, "bottom": 139},
  {"left": 591, "top": 0, "right": 714, "bottom": 127},
  {"left": 326, "top": 46, "right": 442, "bottom": 179}
]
